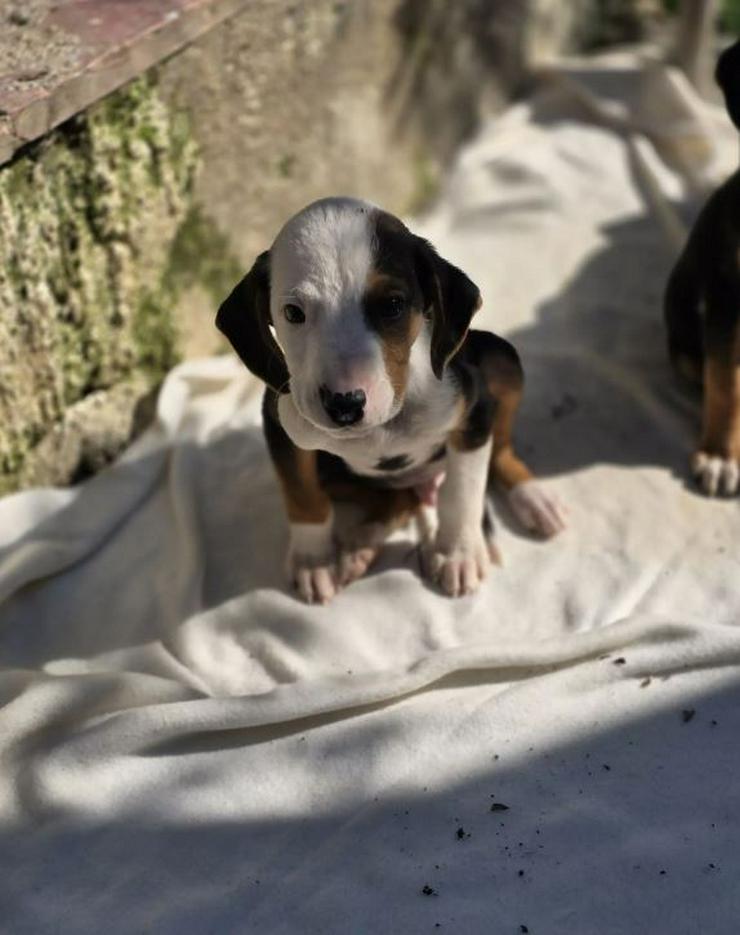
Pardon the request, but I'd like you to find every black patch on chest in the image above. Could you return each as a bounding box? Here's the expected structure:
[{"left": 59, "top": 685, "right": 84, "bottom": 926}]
[{"left": 375, "top": 453, "right": 412, "bottom": 472}]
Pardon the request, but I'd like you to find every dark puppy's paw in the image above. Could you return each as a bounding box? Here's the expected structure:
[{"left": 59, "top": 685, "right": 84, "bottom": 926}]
[{"left": 692, "top": 450, "right": 740, "bottom": 497}]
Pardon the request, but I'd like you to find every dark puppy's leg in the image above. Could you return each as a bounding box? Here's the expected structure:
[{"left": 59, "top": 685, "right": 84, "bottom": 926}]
[
  {"left": 478, "top": 336, "right": 568, "bottom": 537},
  {"left": 262, "top": 391, "right": 336, "bottom": 603},
  {"left": 693, "top": 280, "right": 740, "bottom": 495},
  {"left": 323, "top": 477, "right": 419, "bottom": 585},
  {"left": 664, "top": 249, "right": 704, "bottom": 387}
]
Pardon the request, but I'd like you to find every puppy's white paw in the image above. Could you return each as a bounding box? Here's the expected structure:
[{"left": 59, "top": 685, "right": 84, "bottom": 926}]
[
  {"left": 424, "top": 530, "right": 491, "bottom": 597},
  {"left": 692, "top": 451, "right": 740, "bottom": 497},
  {"left": 337, "top": 521, "right": 388, "bottom": 586},
  {"left": 508, "top": 480, "right": 568, "bottom": 538},
  {"left": 287, "top": 520, "right": 337, "bottom": 604}
]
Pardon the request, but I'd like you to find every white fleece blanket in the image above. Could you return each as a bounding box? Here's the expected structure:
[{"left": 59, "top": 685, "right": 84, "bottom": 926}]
[{"left": 2, "top": 58, "right": 740, "bottom": 934}]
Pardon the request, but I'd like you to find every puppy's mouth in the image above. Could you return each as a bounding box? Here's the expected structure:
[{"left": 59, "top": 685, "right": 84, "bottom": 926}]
[
  {"left": 304, "top": 414, "right": 376, "bottom": 439},
  {"left": 296, "top": 398, "right": 401, "bottom": 438}
]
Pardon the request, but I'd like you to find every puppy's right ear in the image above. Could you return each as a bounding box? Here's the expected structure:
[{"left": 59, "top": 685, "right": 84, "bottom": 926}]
[
  {"left": 716, "top": 39, "right": 740, "bottom": 131},
  {"left": 216, "top": 251, "right": 290, "bottom": 393}
]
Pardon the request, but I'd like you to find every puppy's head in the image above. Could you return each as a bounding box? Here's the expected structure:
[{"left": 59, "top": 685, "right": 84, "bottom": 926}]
[
  {"left": 716, "top": 38, "right": 740, "bottom": 131},
  {"left": 217, "top": 197, "right": 480, "bottom": 436}
]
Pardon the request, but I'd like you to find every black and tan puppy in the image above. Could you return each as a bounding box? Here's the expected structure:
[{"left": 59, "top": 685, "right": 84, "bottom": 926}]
[
  {"left": 664, "top": 38, "right": 740, "bottom": 496},
  {"left": 217, "top": 197, "right": 566, "bottom": 602}
]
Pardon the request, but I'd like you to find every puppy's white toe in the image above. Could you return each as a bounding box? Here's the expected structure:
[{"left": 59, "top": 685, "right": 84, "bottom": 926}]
[
  {"left": 336, "top": 520, "right": 391, "bottom": 586},
  {"left": 287, "top": 519, "right": 338, "bottom": 604},
  {"left": 508, "top": 480, "right": 568, "bottom": 538},
  {"left": 338, "top": 546, "right": 378, "bottom": 586},
  {"left": 294, "top": 564, "right": 337, "bottom": 604},
  {"left": 692, "top": 451, "right": 740, "bottom": 497},
  {"left": 424, "top": 532, "right": 491, "bottom": 597}
]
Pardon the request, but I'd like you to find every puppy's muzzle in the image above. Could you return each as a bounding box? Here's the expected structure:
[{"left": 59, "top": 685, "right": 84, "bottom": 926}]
[{"left": 319, "top": 385, "right": 366, "bottom": 426}]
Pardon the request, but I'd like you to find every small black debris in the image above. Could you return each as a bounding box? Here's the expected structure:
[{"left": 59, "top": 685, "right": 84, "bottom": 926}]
[
  {"left": 551, "top": 393, "right": 578, "bottom": 420},
  {"left": 490, "top": 803, "right": 510, "bottom": 812},
  {"left": 613, "top": 657, "right": 626, "bottom": 665},
  {"left": 640, "top": 677, "right": 651, "bottom": 688},
  {"left": 682, "top": 709, "right": 696, "bottom": 723},
  {"left": 659, "top": 870, "right": 666, "bottom": 875},
  {"left": 708, "top": 863, "right": 716, "bottom": 870},
  {"left": 520, "top": 927, "right": 530, "bottom": 934},
  {"left": 602, "top": 764, "right": 611, "bottom": 771},
  {"left": 456, "top": 827, "right": 470, "bottom": 840},
  {"left": 710, "top": 719, "right": 718, "bottom": 727},
  {"left": 518, "top": 870, "right": 525, "bottom": 877},
  {"left": 421, "top": 884, "right": 437, "bottom": 896}
]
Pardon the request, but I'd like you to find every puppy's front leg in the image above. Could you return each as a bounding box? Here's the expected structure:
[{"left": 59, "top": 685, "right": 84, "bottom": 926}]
[
  {"left": 693, "top": 351, "right": 740, "bottom": 496},
  {"left": 263, "top": 394, "right": 336, "bottom": 603},
  {"left": 426, "top": 434, "right": 493, "bottom": 597}
]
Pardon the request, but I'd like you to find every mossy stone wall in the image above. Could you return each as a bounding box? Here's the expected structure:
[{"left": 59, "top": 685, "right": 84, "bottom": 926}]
[{"left": 0, "top": 75, "right": 243, "bottom": 492}]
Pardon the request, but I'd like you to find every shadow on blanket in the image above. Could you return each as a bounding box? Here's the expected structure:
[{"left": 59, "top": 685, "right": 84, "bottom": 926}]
[
  {"left": 3, "top": 674, "right": 738, "bottom": 933},
  {"left": 504, "top": 212, "right": 702, "bottom": 487}
]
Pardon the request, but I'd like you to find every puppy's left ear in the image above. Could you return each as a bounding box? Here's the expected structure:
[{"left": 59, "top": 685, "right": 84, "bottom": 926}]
[
  {"left": 716, "top": 38, "right": 740, "bottom": 131},
  {"left": 414, "top": 238, "right": 482, "bottom": 379},
  {"left": 216, "top": 251, "right": 290, "bottom": 394}
]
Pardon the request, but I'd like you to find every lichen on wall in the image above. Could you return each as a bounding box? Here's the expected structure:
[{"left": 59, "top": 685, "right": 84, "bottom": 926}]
[{"left": 0, "top": 73, "right": 200, "bottom": 493}]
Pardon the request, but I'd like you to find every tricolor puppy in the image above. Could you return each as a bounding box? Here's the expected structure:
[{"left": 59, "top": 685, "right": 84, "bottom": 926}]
[
  {"left": 217, "top": 197, "right": 566, "bottom": 602},
  {"left": 664, "top": 38, "right": 740, "bottom": 496}
]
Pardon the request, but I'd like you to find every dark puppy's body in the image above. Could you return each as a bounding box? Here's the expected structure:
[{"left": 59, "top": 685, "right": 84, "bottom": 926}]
[
  {"left": 218, "top": 198, "right": 565, "bottom": 603},
  {"left": 664, "top": 39, "right": 740, "bottom": 495}
]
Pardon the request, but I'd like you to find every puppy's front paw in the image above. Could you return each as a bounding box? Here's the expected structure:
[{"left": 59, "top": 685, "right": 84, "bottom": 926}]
[
  {"left": 287, "top": 521, "right": 337, "bottom": 604},
  {"left": 692, "top": 450, "right": 740, "bottom": 497},
  {"left": 424, "top": 531, "right": 492, "bottom": 597},
  {"left": 508, "top": 480, "right": 568, "bottom": 538}
]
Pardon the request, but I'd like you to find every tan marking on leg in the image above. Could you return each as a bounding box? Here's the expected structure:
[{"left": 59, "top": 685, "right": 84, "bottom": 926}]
[
  {"left": 486, "top": 377, "right": 533, "bottom": 491},
  {"left": 700, "top": 354, "right": 740, "bottom": 458},
  {"left": 276, "top": 448, "right": 332, "bottom": 524}
]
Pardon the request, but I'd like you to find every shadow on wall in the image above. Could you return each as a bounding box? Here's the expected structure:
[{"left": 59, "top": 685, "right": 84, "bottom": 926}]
[
  {"left": 2, "top": 674, "right": 739, "bottom": 933},
  {"left": 388, "top": 0, "right": 528, "bottom": 166}
]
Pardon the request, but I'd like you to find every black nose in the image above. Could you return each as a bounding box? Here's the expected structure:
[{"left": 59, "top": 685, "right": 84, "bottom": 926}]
[{"left": 319, "top": 385, "right": 366, "bottom": 426}]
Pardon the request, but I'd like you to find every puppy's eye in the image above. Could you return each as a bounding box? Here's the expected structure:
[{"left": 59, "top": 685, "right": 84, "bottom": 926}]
[
  {"left": 381, "top": 295, "right": 407, "bottom": 320},
  {"left": 283, "top": 304, "right": 305, "bottom": 324}
]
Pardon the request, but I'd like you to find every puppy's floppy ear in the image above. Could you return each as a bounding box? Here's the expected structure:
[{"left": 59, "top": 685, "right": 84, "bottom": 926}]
[
  {"left": 716, "top": 39, "right": 740, "bottom": 131},
  {"left": 216, "top": 251, "right": 290, "bottom": 393},
  {"left": 414, "top": 237, "right": 482, "bottom": 379}
]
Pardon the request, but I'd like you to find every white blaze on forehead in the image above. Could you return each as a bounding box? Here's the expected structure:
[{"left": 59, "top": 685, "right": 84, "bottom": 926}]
[
  {"left": 268, "top": 197, "right": 399, "bottom": 429},
  {"left": 270, "top": 197, "right": 377, "bottom": 312}
]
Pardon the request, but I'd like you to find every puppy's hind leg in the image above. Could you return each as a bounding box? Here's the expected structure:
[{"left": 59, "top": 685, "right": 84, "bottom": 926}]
[
  {"left": 329, "top": 484, "right": 419, "bottom": 587},
  {"left": 485, "top": 343, "right": 568, "bottom": 537}
]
